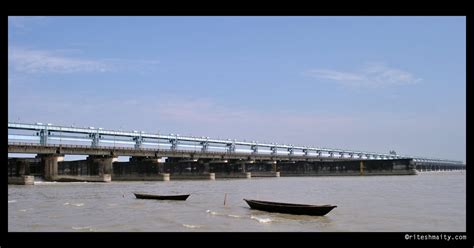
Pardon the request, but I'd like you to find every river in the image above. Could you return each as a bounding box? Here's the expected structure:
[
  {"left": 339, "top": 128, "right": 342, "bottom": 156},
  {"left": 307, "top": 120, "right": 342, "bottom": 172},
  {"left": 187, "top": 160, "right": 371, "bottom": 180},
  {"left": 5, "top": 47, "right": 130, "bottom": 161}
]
[{"left": 8, "top": 171, "right": 466, "bottom": 232}]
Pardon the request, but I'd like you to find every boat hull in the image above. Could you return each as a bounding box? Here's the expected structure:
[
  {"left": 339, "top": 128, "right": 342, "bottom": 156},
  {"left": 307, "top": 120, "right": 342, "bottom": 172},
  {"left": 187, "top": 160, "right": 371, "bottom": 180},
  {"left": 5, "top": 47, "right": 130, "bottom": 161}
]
[
  {"left": 134, "top": 193, "right": 190, "bottom": 200},
  {"left": 244, "top": 199, "right": 336, "bottom": 216}
]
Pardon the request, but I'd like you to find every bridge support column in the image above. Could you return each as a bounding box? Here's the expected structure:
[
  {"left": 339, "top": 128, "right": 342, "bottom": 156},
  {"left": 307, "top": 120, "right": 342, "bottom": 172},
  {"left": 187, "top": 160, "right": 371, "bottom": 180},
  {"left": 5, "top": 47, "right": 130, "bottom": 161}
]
[
  {"left": 15, "top": 159, "right": 30, "bottom": 176},
  {"left": 241, "top": 163, "right": 252, "bottom": 178},
  {"left": 132, "top": 156, "right": 168, "bottom": 180},
  {"left": 8, "top": 158, "right": 34, "bottom": 185},
  {"left": 37, "top": 154, "right": 64, "bottom": 181},
  {"left": 241, "top": 162, "right": 246, "bottom": 173},
  {"left": 87, "top": 155, "right": 116, "bottom": 182},
  {"left": 204, "top": 163, "right": 215, "bottom": 179},
  {"left": 272, "top": 163, "right": 277, "bottom": 172},
  {"left": 113, "top": 157, "right": 169, "bottom": 181},
  {"left": 237, "top": 162, "right": 251, "bottom": 178},
  {"left": 272, "top": 162, "right": 280, "bottom": 177},
  {"left": 250, "top": 161, "right": 279, "bottom": 177}
]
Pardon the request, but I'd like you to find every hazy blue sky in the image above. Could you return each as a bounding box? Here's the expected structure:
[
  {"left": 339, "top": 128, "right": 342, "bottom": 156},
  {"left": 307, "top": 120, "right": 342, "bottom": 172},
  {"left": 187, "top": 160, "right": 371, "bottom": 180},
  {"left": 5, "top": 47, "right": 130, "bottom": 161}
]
[{"left": 8, "top": 16, "right": 466, "bottom": 161}]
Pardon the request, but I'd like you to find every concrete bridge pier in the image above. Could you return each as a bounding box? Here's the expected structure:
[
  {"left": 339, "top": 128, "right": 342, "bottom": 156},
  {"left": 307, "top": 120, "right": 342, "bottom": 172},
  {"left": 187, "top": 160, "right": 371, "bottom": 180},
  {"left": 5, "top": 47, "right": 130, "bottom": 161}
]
[
  {"left": 135, "top": 157, "right": 168, "bottom": 181},
  {"left": 208, "top": 160, "right": 232, "bottom": 179},
  {"left": 15, "top": 159, "right": 30, "bottom": 176},
  {"left": 240, "top": 162, "right": 246, "bottom": 173},
  {"left": 37, "top": 154, "right": 64, "bottom": 181},
  {"left": 8, "top": 158, "right": 34, "bottom": 185},
  {"left": 251, "top": 161, "right": 280, "bottom": 177},
  {"left": 208, "top": 160, "right": 249, "bottom": 179},
  {"left": 238, "top": 162, "right": 252, "bottom": 178},
  {"left": 159, "top": 158, "right": 214, "bottom": 180},
  {"left": 200, "top": 161, "right": 215, "bottom": 180},
  {"left": 86, "top": 155, "right": 116, "bottom": 182},
  {"left": 112, "top": 156, "right": 169, "bottom": 181},
  {"left": 129, "top": 156, "right": 163, "bottom": 172}
]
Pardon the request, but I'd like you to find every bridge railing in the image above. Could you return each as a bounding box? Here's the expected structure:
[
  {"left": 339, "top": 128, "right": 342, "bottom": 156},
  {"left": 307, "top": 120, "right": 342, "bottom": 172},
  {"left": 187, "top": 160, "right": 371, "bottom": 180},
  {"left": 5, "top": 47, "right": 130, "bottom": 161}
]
[
  {"left": 7, "top": 142, "right": 292, "bottom": 158},
  {"left": 8, "top": 142, "right": 465, "bottom": 166},
  {"left": 8, "top": 141, "right": 402, "bottom": 160},
  {"left": 9, "top": 122, "right": 464, "bottom": 165}
]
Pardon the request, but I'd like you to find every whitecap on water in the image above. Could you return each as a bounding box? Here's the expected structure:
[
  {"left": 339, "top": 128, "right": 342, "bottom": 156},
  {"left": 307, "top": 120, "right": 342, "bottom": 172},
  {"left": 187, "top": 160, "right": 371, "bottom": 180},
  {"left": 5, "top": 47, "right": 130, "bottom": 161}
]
[
  {"left": 250, "top": 216, "right": 272, "bottom": 223},
  {"left": 64, "top": 202, "right": 84, "bottom": 207},
  {"left": 206, "top": 210, "right": 219, "bottom": 215},
  {"left": 182, "top": 224, "right": 202, "bottom": 229},
  {"left": 34, "top": 181, "right": 57, "bottom": 185},
  {"left": 206, "top": 210, "right": 242, "bottom": 218},
  {"left": 8, "top": 200, "right": 17, "bottom": 203}
]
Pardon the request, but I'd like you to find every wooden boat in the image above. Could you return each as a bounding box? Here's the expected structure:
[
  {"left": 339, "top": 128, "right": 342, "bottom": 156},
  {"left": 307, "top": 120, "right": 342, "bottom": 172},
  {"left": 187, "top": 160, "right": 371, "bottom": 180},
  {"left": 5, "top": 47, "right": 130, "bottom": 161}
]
[
  {"left": 243, "top": 199, "right": 336, "bottom": 216},
  {"left": 133, "top": 193, "right": 190, "bottom": 201}
]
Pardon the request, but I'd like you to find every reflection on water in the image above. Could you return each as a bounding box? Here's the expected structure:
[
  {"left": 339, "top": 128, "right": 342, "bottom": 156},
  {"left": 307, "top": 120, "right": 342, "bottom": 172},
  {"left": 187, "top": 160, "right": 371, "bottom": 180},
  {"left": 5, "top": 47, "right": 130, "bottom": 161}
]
[{"left": 8, "top": 171, "right": 465, "bottom": 232}]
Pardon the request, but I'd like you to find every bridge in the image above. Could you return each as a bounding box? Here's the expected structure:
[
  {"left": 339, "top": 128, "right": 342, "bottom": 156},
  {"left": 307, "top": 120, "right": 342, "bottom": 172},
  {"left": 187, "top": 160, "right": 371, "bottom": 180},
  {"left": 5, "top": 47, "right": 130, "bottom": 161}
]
[{"left": 8, "top": 122, "right": 465, "bottom": 184}]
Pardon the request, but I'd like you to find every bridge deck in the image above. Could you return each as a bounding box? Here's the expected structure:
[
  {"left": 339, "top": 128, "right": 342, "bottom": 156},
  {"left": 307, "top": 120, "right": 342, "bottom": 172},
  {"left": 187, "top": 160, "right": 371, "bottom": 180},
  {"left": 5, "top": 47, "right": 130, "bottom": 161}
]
[
  {"left": 8, "top": 142, "right": 376, "bottom": 162},
  {"left": 8, "top": 121, "right": 464, "bottom": 166}
]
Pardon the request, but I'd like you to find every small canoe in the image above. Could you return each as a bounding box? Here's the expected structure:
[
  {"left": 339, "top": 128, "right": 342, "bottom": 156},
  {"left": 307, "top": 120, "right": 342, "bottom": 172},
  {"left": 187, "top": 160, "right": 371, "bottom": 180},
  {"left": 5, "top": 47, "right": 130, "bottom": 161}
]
[
  {"left": 243, "top": 199, "right": 336, "bottom": 216},
  {"left": 133, "top": 193, "right": 190, "bottom": 200}
]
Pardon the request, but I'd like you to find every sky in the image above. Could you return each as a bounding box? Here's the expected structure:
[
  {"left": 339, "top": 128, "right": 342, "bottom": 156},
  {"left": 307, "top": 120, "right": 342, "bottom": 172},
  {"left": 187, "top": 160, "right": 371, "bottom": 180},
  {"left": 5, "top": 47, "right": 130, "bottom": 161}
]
[{"left": 8, "top": 16, "right": 466, "bottom": 161}]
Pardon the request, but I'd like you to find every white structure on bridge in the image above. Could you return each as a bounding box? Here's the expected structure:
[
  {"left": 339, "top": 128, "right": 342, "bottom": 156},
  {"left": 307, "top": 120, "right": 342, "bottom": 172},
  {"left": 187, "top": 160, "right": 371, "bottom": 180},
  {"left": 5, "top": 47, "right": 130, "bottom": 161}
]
[{"left": 8, "top": 122, "right": 464, "bottom": 166}]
